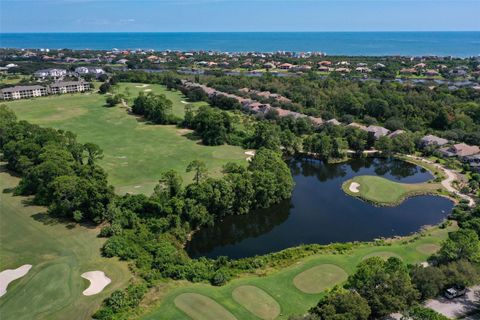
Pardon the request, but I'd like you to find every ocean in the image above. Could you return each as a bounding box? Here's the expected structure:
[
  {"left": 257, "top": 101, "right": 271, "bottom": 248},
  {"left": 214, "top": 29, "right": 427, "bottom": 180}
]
[{"left": 1, "top": 32, "right": 479, "bottom": 56}]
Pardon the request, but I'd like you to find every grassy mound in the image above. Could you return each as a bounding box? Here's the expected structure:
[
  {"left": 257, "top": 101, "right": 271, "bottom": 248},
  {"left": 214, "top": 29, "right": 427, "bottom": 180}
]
[
  {"left": 342, "top": 175, "right": 442, "bottom": 206},
  {"left": 174, "top": 293, "right": 237, "bottom": 320},
  {"left": 362, "top": 251, "right": 402, "bottom": 261},
  {"left": 232, "top": 285, "right": 281, "bottom": 320},
  {"left": 416, "top": 243, "right": 441, "bottom": 255},
  {"left": 0, "top": 169, "right": 131, "bottom": 320},
  {"left": 293, "top": 264, "right": 348, "bottom": 294},
  {"left": 6, "top": 83, "right": 248, "bottom": 195}
]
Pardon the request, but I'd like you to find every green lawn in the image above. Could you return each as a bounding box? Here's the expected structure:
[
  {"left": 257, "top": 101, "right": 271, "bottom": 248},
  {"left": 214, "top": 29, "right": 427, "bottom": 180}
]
[
  {"left": 5, "top": 83, "right": 249, "bottom": 195},
  {"left": 342, "top": 175, "right": 443, "bottom": 206},
  {"left": 140, "top": 225, "right": 454, "bottom": 320},
  {"left": 0, "top": 168, "right": 132, "bottom": 320}
]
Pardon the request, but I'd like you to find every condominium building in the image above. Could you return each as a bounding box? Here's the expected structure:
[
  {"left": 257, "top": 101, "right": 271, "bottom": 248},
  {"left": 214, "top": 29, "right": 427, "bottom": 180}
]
[
  {"left": 50, "top": 81, "right": 90, "bottom": 94},
  {"left": 0, "top": 85, "right": 48, "bottom": 100}
]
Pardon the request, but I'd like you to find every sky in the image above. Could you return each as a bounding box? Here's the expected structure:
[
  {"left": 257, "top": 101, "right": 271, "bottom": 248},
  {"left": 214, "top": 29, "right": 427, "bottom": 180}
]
[{"left": 1, "top": 0, "right": 479, "bottom": 33}]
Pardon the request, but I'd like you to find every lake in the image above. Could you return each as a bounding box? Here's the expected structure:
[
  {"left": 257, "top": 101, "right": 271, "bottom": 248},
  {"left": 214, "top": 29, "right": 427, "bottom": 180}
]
[{"left": 186, "top": 157, "right": 453, "bottom": 259}]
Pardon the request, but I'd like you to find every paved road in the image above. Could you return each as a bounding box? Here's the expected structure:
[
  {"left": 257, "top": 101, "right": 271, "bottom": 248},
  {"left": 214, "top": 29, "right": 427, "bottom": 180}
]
[
  {"left": 425, "top": 285, "right": 480, "bottom": 319},
  {"left": 406, "top": 155, "right": 475, "bottom": 207}
]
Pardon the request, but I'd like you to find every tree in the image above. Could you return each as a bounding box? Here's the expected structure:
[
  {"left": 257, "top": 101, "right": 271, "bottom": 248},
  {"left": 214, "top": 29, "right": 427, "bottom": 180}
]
[
  {"left": 186, "top": 160, "right": 207, "bottom": 184},
  {"left": 153, "top": 170, "right": 183, "bottom": 200},
  {"left": 84, "top": 142, "right": 104, "bottom": 166},
  {"left": 345, "top": 257, "right": 419, "bottom": 318},
  {"left": 99, "top": 82, "right": 112, "bottom": 94},
  {"left": 247, "top": 122, "right": 281, "bottom": 151},
  {"left": 105, "top": 94, "right": 123, "bottom": 107},
  {"left": 309, "top": 289, "right": 371, "bottom": 320},
  {"left": 438, "top": 228, "right": 480, "bottom": 262}
]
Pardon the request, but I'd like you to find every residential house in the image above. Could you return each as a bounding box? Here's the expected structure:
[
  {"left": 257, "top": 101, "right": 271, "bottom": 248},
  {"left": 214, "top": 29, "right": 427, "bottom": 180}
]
[
  {"left": 34, "top": 68, "right": 67, "bottom": 80},
  {"left": 463, "top": 154, "right": 480, "bottom": 172},
  {"left": 326, "top": 118, "right": 341, "bottom": 126},
  {"left": 424, "top": 69, "right": 440, "bottom": 77},
  {"left": 335, "top": 67, "right": 351, "bottom": 73},
  {"left": 263, "top": 62, "right": 276, "bottom": 69},
  {"left": 366, "top": 125, "right": 390, "bottom": 139},
  {"left": 278, "top": 63, "right": 294, "bottom": 70},
  {"left": 348, "top": 122, "right": 368, "bottom": 131},
  {"left": 75, "top": 66, "right": 106, "bottom": 76},
  {"left": 420, "top": 135, "right": 448, "bottom": 147},
  {"left": 387, "top": 129, "right": 405, "bottom": 138},
  {"left": 318, "top": 61, "right": 332, "bottom": 66},
  {"left": 440, "top": 143, "right": 480, "bottom": 159}
]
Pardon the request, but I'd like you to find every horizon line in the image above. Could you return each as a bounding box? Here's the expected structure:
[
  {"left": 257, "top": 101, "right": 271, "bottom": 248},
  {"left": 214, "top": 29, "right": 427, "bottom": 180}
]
[{"left": 2, "top": 30, "right": 480, "bottom": 34}]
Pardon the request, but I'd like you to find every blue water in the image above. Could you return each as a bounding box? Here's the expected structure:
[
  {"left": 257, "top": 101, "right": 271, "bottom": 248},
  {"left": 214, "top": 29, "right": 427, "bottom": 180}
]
[{"left": 1, "top": 32, "right": 479, "bottom": 56}]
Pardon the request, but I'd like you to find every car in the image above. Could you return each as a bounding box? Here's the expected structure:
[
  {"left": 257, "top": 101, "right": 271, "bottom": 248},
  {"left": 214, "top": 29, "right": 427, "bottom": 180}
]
[{"left": 444, "top": 286, "right": 467, "bottom": 299}]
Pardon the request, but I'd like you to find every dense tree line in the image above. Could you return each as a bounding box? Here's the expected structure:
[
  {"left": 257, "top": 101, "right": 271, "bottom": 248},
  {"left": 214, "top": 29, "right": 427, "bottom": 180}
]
[
  {"left": 0, "top": 105, "right": 113, "bottom": 223},
  {"left": 132, "top": 92, "right": 180, "bottom": 124},
  {"left": 202, "top": 74, "right": 480, "bottom": 145}
]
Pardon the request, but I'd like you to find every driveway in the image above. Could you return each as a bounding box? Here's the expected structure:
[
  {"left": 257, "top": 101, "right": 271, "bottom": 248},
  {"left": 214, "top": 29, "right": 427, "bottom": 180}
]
[{"left": 425, "top": 285, "right": 480, "bottom": 319}]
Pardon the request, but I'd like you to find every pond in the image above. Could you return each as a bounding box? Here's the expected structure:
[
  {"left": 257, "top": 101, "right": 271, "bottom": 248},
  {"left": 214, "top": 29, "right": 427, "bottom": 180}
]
[{"left": 186, "top": 158, "right": 454, "bottom": 259}]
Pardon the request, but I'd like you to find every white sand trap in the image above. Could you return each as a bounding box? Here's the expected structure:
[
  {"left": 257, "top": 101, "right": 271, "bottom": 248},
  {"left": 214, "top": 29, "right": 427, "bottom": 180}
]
[
  {"left": 349, "top": 182, "right": 360, "bottom": 193},
  {"left": 116, "top": 155, "right": 127, "bottom": 159},
  {"left": 135, "top": 84, "right": 149, "bottom": 88},
  {"left": 144, "top": 89, "right": 152, "bottom": 92},
  {"left": 134, "top": 185, "right": 142, "bottom": 189},
  {"left": 81, "top": 271, "right": 111, "bottom": 296},
  {"left": 245, "top": 150, "right": 256, "bottom": 161},
  {"left": 181, "top": 100, "right": 188, "bottom": 104},
  {"left": 0, "top": 264, "right": 32, "bottom": 297}
]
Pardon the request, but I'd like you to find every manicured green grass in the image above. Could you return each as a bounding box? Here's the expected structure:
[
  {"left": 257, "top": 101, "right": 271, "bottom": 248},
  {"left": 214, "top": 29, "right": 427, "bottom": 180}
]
[
  {"left": 232, "top": 285, "right": 281, "bottom": 320},
  {"left": 292, "top": 264, "right": 348, "bottom": 294},
  {"left": 174, "top": 293, "right": 237, "bottom": 320},
  {"left": 0, "top": 168, "right": 131, "bottom": 320},
  {"left": 416, "top": 243, "right": 441, "bottom": 255},
  {"left": 5, "top": 83, "right": 248, "bottom": 195},
  {"left": 342, "top": 175, "right": 443, "bottom": 206},
  {"left": 141, "top": 225, "right": 455, "bottom": 320}
]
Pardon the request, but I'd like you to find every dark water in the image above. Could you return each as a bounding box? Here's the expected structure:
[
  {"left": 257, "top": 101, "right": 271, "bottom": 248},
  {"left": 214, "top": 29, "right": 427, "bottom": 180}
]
[
  {"left": 186, "top": 158, "right": 453, "bottom": 259},
  {"left": 1, "top": 32, "right": 479, "bottom": 56}
]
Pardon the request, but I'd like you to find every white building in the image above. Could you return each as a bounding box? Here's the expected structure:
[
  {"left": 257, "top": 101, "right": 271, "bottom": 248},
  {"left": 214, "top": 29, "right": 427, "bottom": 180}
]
[
  {"left": 50, "top": 81, "right": 90, "bottom": 94},
  {"left": 74, "top": 66, "right": 106, "bottom": 76},
  {"left": 34, "top": 68, "right": 67, "bottom": 80},
  {"left": 1, "top": 85, "right": 48, "bottom": 100}
]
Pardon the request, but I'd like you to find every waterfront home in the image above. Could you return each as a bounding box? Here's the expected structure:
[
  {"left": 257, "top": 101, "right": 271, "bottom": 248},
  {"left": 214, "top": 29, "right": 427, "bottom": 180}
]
[
  {"left": 34, "top": 68, "right": 67, "bottom": 80},
  {"left": 74, "top": 66, "right": 106, "bottom": 76},
  {"left": 424, "top": 69, "right": 440, "bottom": 77},
  {"left": 325, "top": 119, "right": 341, "bottom": 126},
  {"left": 366, "top": 125, "right": 390, "bottom": 139},
  {"left": 318, "top": 66, "right": 331, "bottom": 72},
  {"left": 420, "top": 134, "right": 448, "bottom": 147},
  {"left": 335, "top": 67, "right": 351, "bottom": 73},
  {"left": 278, "top": 63, "right": 294, "bottom": 70},
  {"left": 400, "top": 68, "right": 417, "bottom": 75},
  {"left": 263, "top": 62, "right": 276, "bottom": 69},
  {"left": 387, "top": 129, "right": 405, "bottom": 138},
  {"left": 440, "top": 143, "right": 480, "bottom": 159},
  {"left": 463, "top": 154, "right": 480, "bottom": 172},
  {"left": 355, "top": 67, "right": 371, "bottom": 73},
  {"left": 1, "top": 85, "right": 48, "bottom": 100},
  {"left": 50, "top": 81, "right": 90, "bottom": 94},
  {"left": 348, "top": 122, "right": 368, "bottom": 131}
]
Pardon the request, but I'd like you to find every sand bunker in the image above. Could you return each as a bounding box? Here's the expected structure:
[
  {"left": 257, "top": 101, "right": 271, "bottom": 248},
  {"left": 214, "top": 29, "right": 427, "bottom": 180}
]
[
  {"left": 0, "top": 264, "right": 32, "bottom": 297},
  {"left": 144, "top": 89, "right": 152, "bottom": 92},
  {"left": 349, "top": 182, "right": 360, "bottom": 193},
  {"left": 81, "top": 271, "right": 111, "bottom": 296},
  {"left": 245, "top": 150, "right": 256, "bottom": 161},
  {"left": 135, "top": 84, "right": 149, "bottom": 88},
  {"left": 181, "top": 100, "right": 188, "bottom": 104}
]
